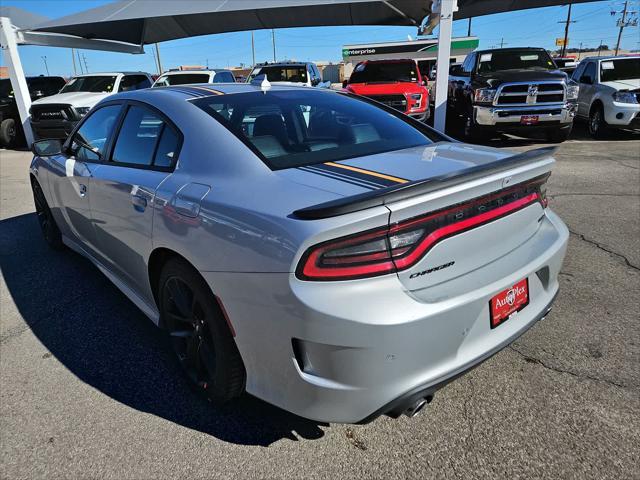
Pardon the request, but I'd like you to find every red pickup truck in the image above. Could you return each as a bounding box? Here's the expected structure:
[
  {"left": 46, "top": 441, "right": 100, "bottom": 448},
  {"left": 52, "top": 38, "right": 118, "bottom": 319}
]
[{"left": 344, "top": 59, "right": 430, "bottom": 122}]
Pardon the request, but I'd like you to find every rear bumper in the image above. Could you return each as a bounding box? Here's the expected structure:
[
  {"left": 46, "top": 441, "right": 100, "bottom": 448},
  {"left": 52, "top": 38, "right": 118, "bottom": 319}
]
[
  {"left": 474, "top": 102, "right": 576, "bottom": 128},
  {"left": 203, "top": 209, "right": 569, "bottom": 423}
]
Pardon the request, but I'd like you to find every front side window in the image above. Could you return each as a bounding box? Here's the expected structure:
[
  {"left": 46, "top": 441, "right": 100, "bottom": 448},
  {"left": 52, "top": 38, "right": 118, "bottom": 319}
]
[
  {"left": 581, "top": 63, "right": 596, "bottom": 84},
  {"left": 119, "top": 75, "right": 151, "bottom": 92},
  {"left": 72, "top": 105, "right": 122, "bottom": 162},
  {"left": 599, "top": 58, "right": 640, "bottom": 83},
  {"left": 349, "top": 61, "right": 420, "bottom": 84},
  {"left": 60, "top": 76, "right": 117, "bottom": 93},
  {"left": 477, "top": 50, "right": 555, "bottom": 74},
  {"left": 111, "top": 105, "right": 179, "bottom": 168},
  {"left": 193, "top": 90, "right": 439, "bottom": 170}
]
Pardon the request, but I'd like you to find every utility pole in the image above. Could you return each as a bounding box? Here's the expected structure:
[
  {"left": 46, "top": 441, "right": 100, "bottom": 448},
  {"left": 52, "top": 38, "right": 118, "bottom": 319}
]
[
  {"left": 154, "top": 43, "right": 163, "bottom": 74},
  {"left": 41, "top": 56, "right": 49, "bottom": 75},
  {"left": 614, "top": 1, "right": 635, "bottom": 55},
  {"left": 251, "top": 31, "right": 256, "bottom": 66},
  {"left": 467, "top": 18, "right": 472, "bottom": 36},
  {"left": 578, "top": 41, "right": 583, "bottom": 60},
  {"left": 597, "top": 40, "right": 603, "bottom": 56},
  {"left": 71, "top": 48, "right": 77, "bottom": 75},
  {"left": 77, "top": 49, "right": 84, "bottom": 74},
  {"left": 558, "top": 2, "right": 575, "bottom": 57},
  {"left": 82, "top": 54, "right": 89, "bottom": 74},
  {"left": 271, "top": 29, "right": 276, "bottom": 62}
]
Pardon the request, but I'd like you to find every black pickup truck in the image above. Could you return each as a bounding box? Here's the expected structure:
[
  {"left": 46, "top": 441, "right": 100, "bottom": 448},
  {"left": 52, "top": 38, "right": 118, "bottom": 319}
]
[
  {"left": 447, "top": 47, "right": 579, "bottom": 143},
  {"left": 0, "top": 76, "right": 66, "bottom": 148}
]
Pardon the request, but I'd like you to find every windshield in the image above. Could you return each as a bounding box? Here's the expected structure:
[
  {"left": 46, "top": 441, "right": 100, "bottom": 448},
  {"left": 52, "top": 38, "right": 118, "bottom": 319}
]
[
  {"left": 256, "top": 66, "right": 308, "bottom": 83},
  {"left": 60, "top": 76, "right": 117, "bottom": 93},
  {"left": 153, "top": 73, "right": 211, "bottom": 87},
  {"left": 349, "top": 62, "right": 420, "bottom": 84},
  {"left": 193, "top": 90, "right": 438, "bottom": 170},
  {"left": 600, "top": 58, "right": 640, "bottom": 82},
  {"left": 477, "top": 50, "right": 556, "bottom": 74}
]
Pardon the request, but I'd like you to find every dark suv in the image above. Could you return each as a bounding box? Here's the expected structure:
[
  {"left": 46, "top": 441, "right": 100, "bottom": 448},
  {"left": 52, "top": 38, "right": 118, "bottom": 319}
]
[
  {"left": 447, "top": 47, "right": 580, "bottom": 143},
  {"left": 0, "top": 76, "right": 66, "bottom": 148}
]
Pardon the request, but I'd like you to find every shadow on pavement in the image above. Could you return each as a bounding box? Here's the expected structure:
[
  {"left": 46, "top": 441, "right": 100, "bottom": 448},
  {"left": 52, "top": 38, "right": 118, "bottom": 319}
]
[{"left": 0, "top": 213, "right": 326, "bottom": 447}]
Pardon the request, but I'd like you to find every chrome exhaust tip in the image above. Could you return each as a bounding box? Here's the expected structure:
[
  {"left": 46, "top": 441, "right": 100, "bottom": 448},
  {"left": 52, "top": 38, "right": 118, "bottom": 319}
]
[{"left": 403, "top": 396, "right": 431, "bottom": 418}]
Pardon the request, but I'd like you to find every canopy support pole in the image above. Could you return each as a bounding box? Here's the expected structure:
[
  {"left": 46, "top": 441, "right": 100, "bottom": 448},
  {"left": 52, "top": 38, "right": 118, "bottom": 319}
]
[
  {"left": 433, "top": 0, "right": 457, "bottom": 133},
  {"left": 0, "top": 16, "right": 34, "bottom": 147}
]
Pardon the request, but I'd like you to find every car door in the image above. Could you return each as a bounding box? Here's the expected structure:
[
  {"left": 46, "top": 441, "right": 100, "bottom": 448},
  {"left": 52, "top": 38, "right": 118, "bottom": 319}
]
[
  {"left": 89, "top": 102, "right": 181, "bottom": 295},
  {"left": 576, "top": 61, "right": 596, "bottom": 117},
  {"left": 47, "top": 103, "right": 123, "bottom": 254}
]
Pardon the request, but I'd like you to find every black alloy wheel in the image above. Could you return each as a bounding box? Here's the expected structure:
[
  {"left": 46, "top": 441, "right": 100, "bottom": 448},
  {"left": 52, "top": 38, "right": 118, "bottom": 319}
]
[
  {"left": 159, "top": 259, "right": 245, "bottom": 403},
  {"left": 32, "top": 180, "right": 63, "bottom": 249}
]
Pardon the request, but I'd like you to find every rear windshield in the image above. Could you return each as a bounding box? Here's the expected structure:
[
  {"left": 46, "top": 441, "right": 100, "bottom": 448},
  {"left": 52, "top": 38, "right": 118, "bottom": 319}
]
[
  {"left": 192, "top": 89, "right": 438, "bottom": 170},
  {"left": 153, "top": 73, "right": 211, "bottom": 86},
  {"left": 60, "top": 76, "right": 117, "bottom": 93},
  {"left": 349, "top": 62, "right": 420, "bottom": 84},
  {"left": 255, "top": 66, "right": 308, "bottom": 83},
  {"left": 477, "top": 50, "right": 556, "bottom": 73},
  {"left": 599, "top": 58, "right": 640, "bottom": 82}
]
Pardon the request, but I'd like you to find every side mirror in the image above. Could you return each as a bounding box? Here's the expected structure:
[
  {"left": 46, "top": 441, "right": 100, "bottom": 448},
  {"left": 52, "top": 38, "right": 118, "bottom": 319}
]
[
  {"left": 342, "top": 80, "right": 348, "bottom": 88},
  {"left": 32, "top": 139, "right": 62, "bottom": 156}
]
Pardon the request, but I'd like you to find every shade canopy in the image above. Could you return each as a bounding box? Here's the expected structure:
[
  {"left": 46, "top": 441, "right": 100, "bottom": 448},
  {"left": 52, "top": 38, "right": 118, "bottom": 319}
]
[{"left": 29, "top": 0, "right": 598, "bottom": 48}]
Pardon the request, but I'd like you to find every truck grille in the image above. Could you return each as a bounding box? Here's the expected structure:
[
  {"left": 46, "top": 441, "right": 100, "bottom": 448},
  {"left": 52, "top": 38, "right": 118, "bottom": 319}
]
[
  {"left": 364, "top": 94, "right": 407, "bottom": 112},
  {"left": 30, "top": 104, "right": 75, "bottom": 121},
  {"left": 495, "top": 82, "right": 565, "bottom": 106}
]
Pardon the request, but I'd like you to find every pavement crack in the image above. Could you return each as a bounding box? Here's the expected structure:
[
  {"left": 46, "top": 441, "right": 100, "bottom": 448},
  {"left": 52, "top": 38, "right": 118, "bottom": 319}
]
[
  {"left": 608, "top": 158, "right": 640, "bottom": 170},
  {"left": 508, "top": 345, "right": 627, "bottom": 390},
  {"left": 569, "top": 229, "right": 640, "bottom": 272}
]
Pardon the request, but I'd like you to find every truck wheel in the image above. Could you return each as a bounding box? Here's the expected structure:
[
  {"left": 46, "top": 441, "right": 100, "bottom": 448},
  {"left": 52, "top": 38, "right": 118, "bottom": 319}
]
[
  {"left": 588, "top": 104, "right": 608, "bottom": 139},
  {"left": 0, "top": 118, "right": 23, "bottom": 148},
  {"left": 546, "top": 126, "right": 572, "bottom": 143}
]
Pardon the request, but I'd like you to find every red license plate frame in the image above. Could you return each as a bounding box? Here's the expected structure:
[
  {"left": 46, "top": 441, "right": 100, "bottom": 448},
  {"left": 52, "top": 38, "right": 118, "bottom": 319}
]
[
  {"left": 489, "top": 278, "right": 530, "bottom": 329},
  {"left": 520, "top": 115, "right": 539, "bottom": 125}
]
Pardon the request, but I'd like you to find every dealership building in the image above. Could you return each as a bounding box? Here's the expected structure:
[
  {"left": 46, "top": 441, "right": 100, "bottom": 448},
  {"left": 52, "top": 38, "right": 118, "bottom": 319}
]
[{"left": 342, "top": 36, "right": 479, "bottom": 79}]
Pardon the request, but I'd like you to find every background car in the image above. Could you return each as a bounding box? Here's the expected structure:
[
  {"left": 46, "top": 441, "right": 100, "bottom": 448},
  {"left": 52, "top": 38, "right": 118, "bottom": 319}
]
[
  {"left": 247, "top": 61, "right": 323, "bottom": 87},
  {"left": 152, "top": 69, "right": 236, "bottom": 87},
  {"left": 29, "top": 72, "right": 153, "bottom": 141},
  {"left": 447, "top": 47, "right": 579, "bottom": 143},
  {"left": 343, "top": 59, "right": 430, "bottom": 122},
  {"left": 0, "top": 75, "right": 66, "bottom": 148},
  {"left": 29, "top": 83, "right": 568, "bottom": 424},
  {"left": 571, "top": 55, "right": 640, "bottom": 138}
]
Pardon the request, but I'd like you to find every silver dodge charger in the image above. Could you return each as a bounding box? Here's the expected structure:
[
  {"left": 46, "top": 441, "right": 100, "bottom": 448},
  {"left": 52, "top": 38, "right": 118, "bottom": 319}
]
[{"left": 29, "top": 81, "right": 569, "bottom": 423}]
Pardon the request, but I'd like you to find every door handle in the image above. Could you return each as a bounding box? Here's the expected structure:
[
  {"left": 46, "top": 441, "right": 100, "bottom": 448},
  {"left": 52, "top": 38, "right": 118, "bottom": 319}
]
[{"left": 131, "top": 194, "right": 147, "bottom": 211}]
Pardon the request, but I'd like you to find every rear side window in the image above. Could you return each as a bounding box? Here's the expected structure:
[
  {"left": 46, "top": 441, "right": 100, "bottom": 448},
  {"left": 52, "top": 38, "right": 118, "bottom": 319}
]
[
  {"left": 111, "top": 105, "right": 179, "bottom": 168},
  {"left": 119, "top": 75, "right": 151, "bottom": 91},
  {"left": 153, "top": 73, "right": 210, "bottom": 86},
  {"left": 193, "top": 90, "right": 438, "bottom": 170},
  {"left": 72, "top": 105, "right": 122, "bottom": 162},
  {"left": 213, "top": 72, "right": 235, "bottom": 83}
]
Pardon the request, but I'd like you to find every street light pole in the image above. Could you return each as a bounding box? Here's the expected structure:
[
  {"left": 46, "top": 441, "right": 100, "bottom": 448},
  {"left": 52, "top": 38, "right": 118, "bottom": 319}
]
[
  {"left": 271, "top": 29, "right": 276, "bottom": 62},
  {"left": 251, "top": 31, "right": 256, "bottom": 66}
]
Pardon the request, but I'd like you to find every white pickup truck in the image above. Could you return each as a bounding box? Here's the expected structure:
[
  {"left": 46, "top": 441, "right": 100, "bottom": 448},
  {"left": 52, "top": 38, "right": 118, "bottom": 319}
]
[{"left": 30, "top": 72, "right": 153, "bottom": 140}]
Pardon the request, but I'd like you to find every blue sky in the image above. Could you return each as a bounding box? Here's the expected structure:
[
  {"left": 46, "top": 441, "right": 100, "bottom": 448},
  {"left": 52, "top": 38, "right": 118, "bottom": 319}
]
[{"left": 2, "top": 0, "right": 639, "bottom": 77}]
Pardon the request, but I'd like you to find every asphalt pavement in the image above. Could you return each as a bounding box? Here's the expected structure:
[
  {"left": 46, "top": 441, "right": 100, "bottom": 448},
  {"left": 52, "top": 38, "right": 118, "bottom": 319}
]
[{"left": 1, "top": 124, "right": 638, "bottom": 479}]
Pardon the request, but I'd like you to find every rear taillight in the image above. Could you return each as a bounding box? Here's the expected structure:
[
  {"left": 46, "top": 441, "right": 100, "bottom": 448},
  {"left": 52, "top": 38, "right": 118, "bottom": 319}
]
[{"left": 297, "top": 174, "right": 549, "bottom": 281}]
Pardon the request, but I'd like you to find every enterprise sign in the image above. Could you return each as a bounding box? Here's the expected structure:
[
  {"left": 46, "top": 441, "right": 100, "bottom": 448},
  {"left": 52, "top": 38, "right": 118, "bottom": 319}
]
[{"left": 343, "top": 38, "right": 479, "bottom": 59}]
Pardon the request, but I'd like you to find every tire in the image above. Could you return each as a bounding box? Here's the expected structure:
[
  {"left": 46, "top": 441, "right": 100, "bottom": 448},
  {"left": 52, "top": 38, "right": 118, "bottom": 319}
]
[
  {"left": 31, "top": 179, "right": 64, "bottom": 250},
  {"left": 546, "top": 126, "right": 572, "bottom": 143},
  {"left": 588, "top": 104, "right": 608, "bottom": 139},
  {"left": 0, "top": 118, "right": 25, "bottom": 148},
  {"left": 158, "top": 258, "right": 245, "bottom": 403}
]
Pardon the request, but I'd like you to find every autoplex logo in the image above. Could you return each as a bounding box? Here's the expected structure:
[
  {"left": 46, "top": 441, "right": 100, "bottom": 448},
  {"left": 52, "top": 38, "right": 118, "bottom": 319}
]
[{"left": 496, "top": 285, "right": 526, "bottom": 308}]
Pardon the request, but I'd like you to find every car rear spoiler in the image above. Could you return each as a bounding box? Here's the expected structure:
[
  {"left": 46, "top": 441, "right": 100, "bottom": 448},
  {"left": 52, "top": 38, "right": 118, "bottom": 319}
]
[{"left": 292, "top": 146, "right": 557, "bottom": 220}]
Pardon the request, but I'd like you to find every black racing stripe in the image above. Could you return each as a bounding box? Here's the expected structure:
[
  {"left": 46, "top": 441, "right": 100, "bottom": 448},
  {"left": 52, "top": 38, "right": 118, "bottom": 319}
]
[
  {"left": 302, "top": 165, "right": 386, "bottom": 189},
  {"left": 298, "top": 166, "right": 378, "bottom": 191},
  {"left": 168, "top": 87, "right": 207, "bottom": 98},
  {"left": 312, "top": 163, "right": 400, "bottom": 188}
]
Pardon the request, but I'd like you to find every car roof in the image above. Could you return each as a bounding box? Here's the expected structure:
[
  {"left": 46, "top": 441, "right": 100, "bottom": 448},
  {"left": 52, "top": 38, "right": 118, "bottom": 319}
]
[
  {"left": 159, "top": 70, "right": 225, "bottom": 75},
  {"left": 580, "top": 55, "right": 640, "bottom": 62},
  {"left": 475, "top": 47, "right": 548, "bottom": 54},
  {"left": 72, "top": 72, "right": 150, "bottom": 77}
]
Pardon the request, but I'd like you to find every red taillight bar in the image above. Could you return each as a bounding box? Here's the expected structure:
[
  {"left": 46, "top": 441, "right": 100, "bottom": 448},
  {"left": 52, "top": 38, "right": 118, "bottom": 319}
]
[{"left": 297, "top": 175, "right": 548, "bottom": 281}]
